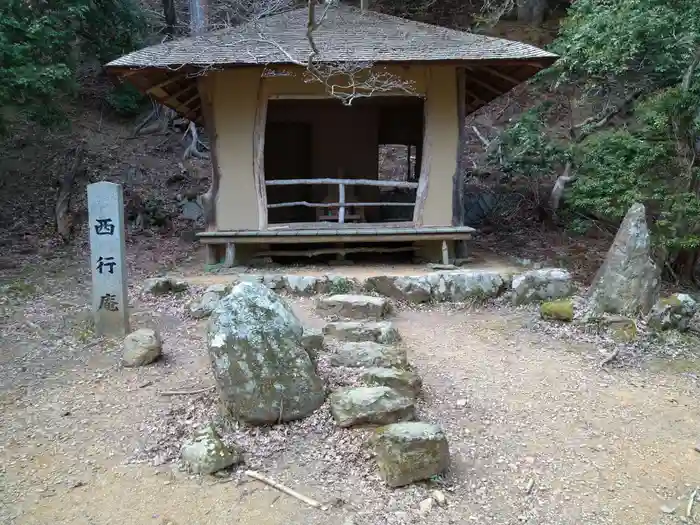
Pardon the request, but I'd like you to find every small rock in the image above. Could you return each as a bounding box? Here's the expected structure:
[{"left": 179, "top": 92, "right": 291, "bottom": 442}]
[
  {"left": 431, "top": 490, "right": 447, "bottom": 507},
  {"left": 648, "top": 293, "right": 697, "bottom": 332},
  {"left": 187, "top": 291, "right": 221, "bottom": 319},
  {"left": 204, "top": 283, "right": 232, "bottom": 297},
  {"left": 660, "top": 502, "right": 679, "bottom": 514},
  {"left": 331, "top": 342, "right": 407, "bottom": 369},
  {"left": 455, "top": 398, "right": 468, "bottom": 408},
  {"left": 419, "top": 498, "right": 433, "bottom": 515},
  {"left": 122, "top": 328, "right": 162, "bottom": 367},
  {"left": 323, "top": 321, "right": 400, "bottom": 344},
  {"left": 284, "top": 275, "right": 323, "bottom": 296},
  {"left": 511, "top": 268, "right": 574, "bottom": 305},
  {"left": 329, "top": 386, "right": 415, "bottom": 428},
  {"left": 694, "top": 444, "right": 700, "bottom": 453},
  {"left": 373, "top": 421, "right": 450, "bottom": 487},
  {"left": 142, "top": 277, "right": 188, "bottom": 296},
  {"left": 362, "top": 367, "right": 422, "bottom": 396},
  {"left": 540, "top": 300, "right": 574, "bottom": 322},
  {"left": 316, "top": 294, "right": 391, "bottom": 320},
  {"left": 180, "top": 424, "right": 242, "bottom": 475},
  {"left": 301, "top": 327, "right": 325, "bottom": 362},
  {"left": 365, "top": 275, "right": 432, "bottom": 304}
]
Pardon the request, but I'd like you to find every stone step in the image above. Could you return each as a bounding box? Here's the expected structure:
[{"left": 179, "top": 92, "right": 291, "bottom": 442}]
[
  {"left": 329, "top": 386, "right": 415, "bottom": 428},
  {"left": 330, "top": 342, "right": 407, "bottom": 369},
  {"left": 372, "top": 421, "right": 450, "bottom": 487},
  {"left": 316, "top": 294, "right": 391, "bottom": 320},
  {"left": 362, "top": 367, "right": 422, "bottom": 397},
  {"left": 323, "top": 321, "right": 400, "bottom": 344}
]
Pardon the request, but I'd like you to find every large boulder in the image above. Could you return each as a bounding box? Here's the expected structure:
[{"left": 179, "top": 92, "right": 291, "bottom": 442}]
[
  {"left": 511, "top": 268, "right": 574, "bottom": 305},
  {"left": 330, "top": 342, "right": 407, "bottom": 368},
  {"left": 180, "top": 424, "right": 242, "bottom": 475},
  {"left": 648, "top": 293, "right": 697, "bottom": 331},
  {"left": 365, "top": 276, "right": 432, "bottom": 304},
  {"left": 323, "top": 321, "right": 400, "bottom": 344},
  {"left": 123, "top": 328, "right": 162, "bottom": 367},
  {"left": 207, "top": 282, "right": 325, "bottom": 425},
  {"left": 285, "top": 275, "right": 328, "bottom": 296},
  {"left": 316, "top": 294, "right": 391, "bottom": 320},
  {"left": 587, "top": 203, "right": 660, "bottom": 317},
  {"left": 329, "top": 386, "right": 415, "bottom": 428},
  {"left": 373, "top": 422, "right": 450, "bottom": 487}
]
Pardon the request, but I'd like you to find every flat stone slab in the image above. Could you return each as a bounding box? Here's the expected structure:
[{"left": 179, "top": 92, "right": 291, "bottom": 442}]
[
  {"left": 511, "top": 268, "right": 573, "bottom": 305},
  {"left": 331, "top": 342, "right": 407, "bottom": 369},
  {"left": 373, "top": 421, "right": 450, "bottom": 487},
  {"left": 323, "top": 321, "right": 400, "bottom": 344},
  {"left": 329, "top": 386, "right": 415, "bottom": 428},
  {"left": 316, "top": 294, "right": 391, "bottom": 320},
  {"left": 362, "top": 367, "right": 422, "bottom": 396}
]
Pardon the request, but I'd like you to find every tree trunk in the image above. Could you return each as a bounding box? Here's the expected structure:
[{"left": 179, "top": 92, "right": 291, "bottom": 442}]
[
  {"left": 670, "top": 249, "right": 700, "bottom": 284},
  {"left": 189, "top": 0, "right": 208, "bottom": 35},
  {"left": 162, "top": 0, "right": 177, "bottom": 36},
  {"left": 517, "top": 0, "right": 547, "bottom": 25}
]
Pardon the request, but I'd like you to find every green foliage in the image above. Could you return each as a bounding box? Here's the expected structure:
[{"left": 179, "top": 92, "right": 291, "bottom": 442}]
[
  {"left": 105, "top": 83, "right": 148, "bottom": 116},
  {"left": 0, "top": 0, "right": 147, "bottom": 131},
  {"left": 550, "top": 0, "right": 700, "bottom": 94},
  {"left": 488, "top": 103, "right": 569, "bottom": 181}
]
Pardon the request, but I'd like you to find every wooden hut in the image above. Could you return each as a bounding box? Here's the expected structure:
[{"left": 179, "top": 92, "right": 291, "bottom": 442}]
[{"left": 105, "top": 5, "right": 557, "bottom": 265}]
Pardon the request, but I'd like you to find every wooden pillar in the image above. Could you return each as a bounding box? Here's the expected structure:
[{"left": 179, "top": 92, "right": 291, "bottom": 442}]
[{"left": 453, "top": 68, "right": 468, "bottom": 258}]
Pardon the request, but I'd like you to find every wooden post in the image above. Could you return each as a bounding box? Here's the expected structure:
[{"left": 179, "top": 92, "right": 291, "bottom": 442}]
[
  {"left": 338, "top": 183, "right": 346, "bottom": 224},
  {"left": 441, "top": 240, "right": 450, "bottom": 265},
  {"left": 454, "top": 67, "right": 468, "bottom": 258},
  {"left": 87, "top": 182, "right": 129, "bottom": 337}
]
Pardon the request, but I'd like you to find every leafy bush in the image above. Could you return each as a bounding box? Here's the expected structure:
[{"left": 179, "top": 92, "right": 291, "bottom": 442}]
[
  {"left": 0, "top": 0, "right": 147, "bottom": 132},
  {"left": 105, "top": 83, "right": 148, "bottom": 116}
]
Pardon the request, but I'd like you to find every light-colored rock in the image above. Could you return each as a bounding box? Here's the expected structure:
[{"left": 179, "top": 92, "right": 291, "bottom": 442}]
[
  {"left": 599, "top": 315, "right": 637, "bottom": 342},
  {"left": 329, "top": 386, "right": 415, "bottom": 428},
  {"left": 187, "top": 291, "right": 221, "bottom": 319},
  {"left": 207, "top": 282, "right": 325, "bottom": 425},
  {"left": 262, "top": 274, "right": 286, "bottom": 291},
  {"left": 285, "top": 275, "right": 326, "bottom": 296},
  {"left": 419, "top": 498, "right": 433, "bottom": 515},
  {"left": 142, "top": 277, "right": 188, "bottom": 295},
  {"left": 328, "top": 276, "right": 361, "bottom": 294},
  {"left": 373, "top": 421, "right": 450, "bottom": 487},
  {"left": 433, "top": 270, "right": 509, "bottom": 302},
  {"left": 180, "top": 424, "right": 242, "bottom": 474},
  {"left": 123, "top": 328, "right": 162, "bottom": 367},
  {"left": 648, "top": 294, "right": 697, "bottom": 331},
  {"left": 362, "top": 367, "right": 422, "bottom": 396},
  {"left": 511, "top": 268, "right": 574, "bottom": 305},
  {"left": 587, "top": 203, "right": 660, "bottom": 317},
  {"left": 365, "top": 275, "right": 432, "bottom": 303},
  {"left": 431, "top": 490, "right": 447, "bottom": 506},
  {"left": 316, "top": 294, "right": 391, "bottom": 320},
  {"left": 205, "top": 283, "right": 232, "bottom": 297},
  {"left": 301, "top": 327, "right": 325, "bottom": 362},
  {"left": 540, "top": 300, "right": 574, "bottom": 322},
  {"left": 331, "top": 342, "right": 407, "bottom": 369},
  {"left": 323, "top": 321, "right": 400, "bottom": 344}
]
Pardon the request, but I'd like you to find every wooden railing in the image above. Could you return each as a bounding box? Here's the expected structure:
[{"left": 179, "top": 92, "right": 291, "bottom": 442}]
[{"left": 265, "top": 178, "right": 418, "bottom": 224}]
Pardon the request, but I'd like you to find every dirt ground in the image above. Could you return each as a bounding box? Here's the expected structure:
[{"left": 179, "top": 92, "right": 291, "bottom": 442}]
[{"left": 2, "top": 248, "right": 700, "bottom": 525}]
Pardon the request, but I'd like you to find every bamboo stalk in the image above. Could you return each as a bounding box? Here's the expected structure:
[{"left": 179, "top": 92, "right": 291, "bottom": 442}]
[{"left": 244, "top": 470, "right": 329, "bottom": 511}]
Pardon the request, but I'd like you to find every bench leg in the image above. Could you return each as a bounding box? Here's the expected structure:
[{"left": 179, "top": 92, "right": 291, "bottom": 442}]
[
  {"left": 441, "top": 240, "right": 450, "bottom": 265},
  {"left": 223, "top": 243, "right": 236, "bottom": 268},
  {"left": 205, "top": 244, "right": 217, "bottom": 266}
]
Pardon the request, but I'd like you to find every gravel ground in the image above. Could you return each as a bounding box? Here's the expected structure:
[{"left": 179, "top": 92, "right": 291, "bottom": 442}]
[{"left": 2, "top": 260, "right": 700, "bottom": 525}]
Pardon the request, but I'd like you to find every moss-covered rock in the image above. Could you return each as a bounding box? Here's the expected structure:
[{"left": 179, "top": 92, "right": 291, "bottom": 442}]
[
  {"left": 648, "top": 293, "right": 697, "bottom": 332},
  {"left": 207, "top": 282, "right": 325, "bottom": 425},
  {"left": 323, "top": 321, "right": 400, "bottom": 344},
  {"left": 180, "top": 424, "right": 242, "bottom": 475},
  {"left": 599, "top": 315, "right": 638, "bottom": 342},
  {"left": 362, "top": 367, "right": 422, "bottom": 397},
  {"left": 540, "top": 300, "right": 574, "bottom": 322},
  {"left": 373, "top": 422, "right": 450, "bottom": 487},
  {"left": 329, "top": 386, "right": 414, "bottom": 428},
  {"left": 330, "top": 342, "right": 407, "bottom": 369}
]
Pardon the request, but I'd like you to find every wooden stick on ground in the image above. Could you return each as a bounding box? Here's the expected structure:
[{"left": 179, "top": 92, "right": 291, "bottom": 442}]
[
  {"left": 158, "top": 386, "right": 215, "bottom": 396},
  {"left": 244, "top": 470, "right": 329, "bottom": 511}
]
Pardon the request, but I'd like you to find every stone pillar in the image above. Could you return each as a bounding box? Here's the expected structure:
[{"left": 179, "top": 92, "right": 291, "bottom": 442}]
[{"left": 87, "top": 182, "right": 130, "bottom": 336}]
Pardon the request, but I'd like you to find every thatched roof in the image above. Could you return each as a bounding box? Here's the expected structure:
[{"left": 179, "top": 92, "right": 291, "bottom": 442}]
[{"left": 105, "top": 5, "right": 557, "bottom": 122}]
